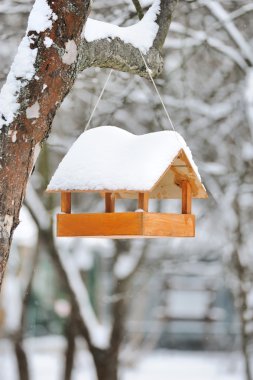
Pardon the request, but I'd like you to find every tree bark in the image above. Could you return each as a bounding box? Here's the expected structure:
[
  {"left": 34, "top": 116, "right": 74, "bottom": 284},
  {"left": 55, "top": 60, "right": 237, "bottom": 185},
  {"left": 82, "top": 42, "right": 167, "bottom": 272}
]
[
  {"left": 14, "top": 340, "right": 30, "bottom": 380},
  {"left": 92, "top": 349, "right": 118, "bottom": 380},
  {"left": 232, "top": 196, "right": 252, "bottom": 380},
  {"left": 0, "top": 0, "right": 91, "bottom": 288},
  {"left": 64, "top": 308, "right": 76, "bottom": 380}
]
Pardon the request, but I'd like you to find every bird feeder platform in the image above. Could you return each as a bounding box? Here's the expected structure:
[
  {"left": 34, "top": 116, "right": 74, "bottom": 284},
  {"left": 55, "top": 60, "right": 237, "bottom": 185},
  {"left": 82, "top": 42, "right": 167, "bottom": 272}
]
[{"left": 47, "top": 126, "right": 207, "bottom": 238}]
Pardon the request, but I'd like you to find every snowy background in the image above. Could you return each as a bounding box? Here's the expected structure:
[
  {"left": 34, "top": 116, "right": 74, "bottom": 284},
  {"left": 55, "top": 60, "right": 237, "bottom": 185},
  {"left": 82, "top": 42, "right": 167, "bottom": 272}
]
[{"left": 1, "top": 0, "right": 253, "bottom": 379}]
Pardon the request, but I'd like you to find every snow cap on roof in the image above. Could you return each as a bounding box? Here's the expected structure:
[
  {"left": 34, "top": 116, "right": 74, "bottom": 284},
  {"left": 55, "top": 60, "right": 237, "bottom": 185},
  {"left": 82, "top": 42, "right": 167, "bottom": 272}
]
[{"left": 47, "top": 126, "right": 201, "bottom": 193}]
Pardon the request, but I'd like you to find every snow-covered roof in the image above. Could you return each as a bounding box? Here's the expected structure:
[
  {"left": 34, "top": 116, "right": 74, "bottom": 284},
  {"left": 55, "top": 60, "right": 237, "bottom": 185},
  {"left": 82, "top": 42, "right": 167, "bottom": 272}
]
[{"left": 47, "top": 126, "right": 207, "bottom": 199}]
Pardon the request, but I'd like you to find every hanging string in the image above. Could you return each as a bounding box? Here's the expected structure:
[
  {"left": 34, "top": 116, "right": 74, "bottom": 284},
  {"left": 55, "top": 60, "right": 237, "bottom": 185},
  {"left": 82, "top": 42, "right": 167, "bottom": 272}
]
[
  {"left": 84, "top": 53, "right": 176, "bottom": 133},
  {"left": 84, "top": 69, "right": 113, "bottom": 131},
  {"left": 139, "top": 51, "right": 176, "bottom": 132}
]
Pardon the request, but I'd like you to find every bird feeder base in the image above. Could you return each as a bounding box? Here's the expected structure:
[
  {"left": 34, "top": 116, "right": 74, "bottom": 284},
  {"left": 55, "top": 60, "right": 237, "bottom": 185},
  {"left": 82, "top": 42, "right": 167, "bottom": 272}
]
[{"left": 56, "top": 212, "right": 195, "bottom": 238}]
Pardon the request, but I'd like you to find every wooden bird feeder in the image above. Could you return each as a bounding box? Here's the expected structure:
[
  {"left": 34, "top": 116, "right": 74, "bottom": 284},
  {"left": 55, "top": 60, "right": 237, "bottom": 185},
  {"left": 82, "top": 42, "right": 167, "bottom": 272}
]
[{"left": 47, "top": 126, "right": 207, "bottom": 238}]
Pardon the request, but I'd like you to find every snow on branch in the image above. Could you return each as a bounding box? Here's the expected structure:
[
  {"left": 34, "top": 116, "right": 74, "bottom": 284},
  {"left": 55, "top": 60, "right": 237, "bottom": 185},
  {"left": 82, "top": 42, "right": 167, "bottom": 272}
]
[
  {"left": 0, "top": 0, "right": 31, "bottom": 14},
  {"left": 229, "top": 3, "right": 253, "bottom": 21},
  {"left": 200, "top": 0, "right": 253, "bottom": 66},
  {"left": 83, "top": 0, "right": 160, "bottom": 54},
  {"left": 168, "top": 22, "right": 248, "bottom": 72},
  {"left": 163, "top": 96, "right": 233, "bottom": 121},
  {"left": 245, "top": 69, "right": 253, "bottom": 140},
  {"left": 114, "top": 240, "right": 148, "bottom": 280},
  {"left": 0, "top": 0, "right": 57, "bottom": 129},
  {"left": 58, "top": 250, "right": 111, "bottom": 349},
  {"left": 25, "top": 184, "right": 50, "bottom": 231},
  {"left": 78, "top": 0, "right": 177, "bottom": 77}
]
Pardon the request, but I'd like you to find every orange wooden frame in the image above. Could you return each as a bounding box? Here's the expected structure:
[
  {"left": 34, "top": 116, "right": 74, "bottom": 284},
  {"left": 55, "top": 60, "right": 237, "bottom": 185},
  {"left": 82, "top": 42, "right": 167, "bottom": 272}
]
[
  {"left": 181, "top": 181, "right": 192, "bottom": 214},
  {"left": 57, "top": 183, "right": 195, "bottom": 238},
  {"left": 57, "top": 212, "right": 195, "bottom": 238},
  {"left": 61, "top": 192, "right": 71, "bottom": 213}
]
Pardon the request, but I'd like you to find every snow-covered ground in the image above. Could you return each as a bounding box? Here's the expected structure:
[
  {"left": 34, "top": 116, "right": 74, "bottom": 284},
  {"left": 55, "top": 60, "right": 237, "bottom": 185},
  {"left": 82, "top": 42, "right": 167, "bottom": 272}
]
[{"left": 0, "top": 336, "right": 244, "bottom": 380}]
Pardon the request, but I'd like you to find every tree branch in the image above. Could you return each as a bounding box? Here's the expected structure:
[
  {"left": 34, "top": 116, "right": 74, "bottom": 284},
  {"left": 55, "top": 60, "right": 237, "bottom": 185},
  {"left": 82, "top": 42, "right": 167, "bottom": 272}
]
[
  {"left": 199, "top": 0, "right": 253, "bottom": 66},
  {"left": 78, "top": 42, "right": 163, "bottom": 78},
  {"left": 78, "top": 0, "right": 178, "bottom": 78},
  {"left": 153, "top": 0, "right": 178, "bottom": 50},
  {"left": 169, "top": 22, "right": 247, "bottom": 72},
  {"left": 132, "top": 0, "right": 144, "bottom": 20}
]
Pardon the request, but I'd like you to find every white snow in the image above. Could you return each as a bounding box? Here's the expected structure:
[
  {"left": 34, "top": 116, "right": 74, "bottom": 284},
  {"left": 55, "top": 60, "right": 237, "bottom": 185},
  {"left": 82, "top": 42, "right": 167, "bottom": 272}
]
[
  {"left": 27, "top": 0, "right": 57, "bottom": 34},
  {"left": 11, "top": 130, "right": 17, "bottom": 143},
  {"left": 123, "top": 351, "right": 243, "bottom": 380},
  {"left": 127, "top": 0, "right": 154, "bottom": 9},
  {"left": 0, "top": 339, "right": 244, "bottom": 380},
  {"left": 26, "top": 101, "right": 40, "bottom": 119},
  {"left": 62, "top": 40, "right": 78, "bottom": 65},
  {"left": 168, "top": 22, "right": 247, "bottom": 71},
  {"left": 1, "top": 275, "right": 23, "bottom": 332},
  {"left": 200, "top": 0, "right": 253, "bottom": 66},
  {"left": 245, "top": 69, "right": 253, "bottom": 139},
  {"left": 0, "top": 0, "right": 57, "bottom": 129},
  {"left": 58, "top": 250, "right": 110, "bottom": 349},
  {"left": 47, "top": 126, "right": 201, "bottom": 192},
  {"left": 8, "top": 129, "right": 18, "bottom": 143},
  {"left": 83, "top": 0, "right": 161, "bottom": 54},
  {"left": 44, "top": 37, "right": 53, "bottom": 48},
  {"left": 0, "top": 36, "right": 38, "bottom": 128},
  {"left": 13, "top": 206, "right": 38, "bottom": 247},
  {"left": 114, "top": 240, "right": 145, "bottom": 279},
  {"left": 242, "top": 142, "right": 253, "bottom": 161},
  {"left": 25, "top": 184, "right": 50, "bottom": 231},
  {"left": 166, "top": 290, "right": 211, "bottom": 319},
  {"left": 114, "top": 254, "right": 139, "bottom": 279}
]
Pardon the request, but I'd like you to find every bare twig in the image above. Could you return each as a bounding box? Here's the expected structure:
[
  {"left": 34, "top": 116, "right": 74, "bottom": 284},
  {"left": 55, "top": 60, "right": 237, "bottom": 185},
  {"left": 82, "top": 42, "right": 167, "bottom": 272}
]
[{"left": 132, "top": 0, "right": 144, "bottom": 19}]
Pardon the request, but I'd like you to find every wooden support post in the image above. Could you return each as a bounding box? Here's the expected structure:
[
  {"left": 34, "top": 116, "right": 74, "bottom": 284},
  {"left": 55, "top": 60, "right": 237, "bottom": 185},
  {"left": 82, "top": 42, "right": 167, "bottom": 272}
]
[
  {"left": 138, "top": 192, "right": 149, "bottom": 212},
  {"left": 61, "top": 192, "right": 71, "bottom": 213},
  {"left": 181, "top": 181, "right": 192, "bottom": 214},
  {"left": 105, "top": 192, "right": 115, "bottom": 213}
]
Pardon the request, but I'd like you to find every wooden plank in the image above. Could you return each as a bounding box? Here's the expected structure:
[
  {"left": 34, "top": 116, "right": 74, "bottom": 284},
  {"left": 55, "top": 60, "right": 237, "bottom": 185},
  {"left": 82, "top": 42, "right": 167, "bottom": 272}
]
[
  {"left": 143, "top": 213, "right": 195, "bottom": 237},
  {"left": 138, "top": 192, "right": 149, "bottom": 211},
  {"left": 178, "top": 150, "right": 208, "bottom": 199},
  {"left": 105, "top": 192, "right": 115, "bottom": 212},
  {"left": 57, "top": 213, "right": 142, "bottom": 237},
  {"left": 149, "top": 149, "right": 208, "bottom": 200},
  {"left": 57, "top": 212, "right": 195, "bottom": 238},
  {"left": 61, "top": 192, "right": 71, "bottom": 213},
  {"left": 181, "top": 181, "right": 192, "bottom": 214}
]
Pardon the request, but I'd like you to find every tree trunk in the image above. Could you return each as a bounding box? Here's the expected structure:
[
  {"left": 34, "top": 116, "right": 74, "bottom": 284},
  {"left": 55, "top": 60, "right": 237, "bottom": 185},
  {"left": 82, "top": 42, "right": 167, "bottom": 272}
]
[
  {"left": 64, "top": 309, "right": 76, "bottom": 380},
  {"left": 92, "top": 349, "right": 118, "bottom": 380},
  {"left": 232, "top": 249, "right": 252, "bottom": 380},
  {"left": 14, "top": 339, "right": 30, "bottom": 380},
  {"left": 91, "top": 274, "right": 129, "bottom": 380},
  {"left": 232, "top": 196, "right": 252, "bottom": 380},
  {"left": 0, "top": 0, "right": 91, "bottom": 289},
  {"left": 0, "top": 236, "right": 12, "bottom": 289}
]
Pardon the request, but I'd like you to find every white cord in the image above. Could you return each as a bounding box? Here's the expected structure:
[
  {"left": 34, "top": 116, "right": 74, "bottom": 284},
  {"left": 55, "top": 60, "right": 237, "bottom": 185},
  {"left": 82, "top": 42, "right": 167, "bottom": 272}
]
[
  {"left": 140, "top": 51, "right": 176, "bottom": 132},
  {"left": 84, "top": 54, "right": 176, "bottom": 133},
  {"left": 84, "top": 69, "right": 113, "bottom": 131}
]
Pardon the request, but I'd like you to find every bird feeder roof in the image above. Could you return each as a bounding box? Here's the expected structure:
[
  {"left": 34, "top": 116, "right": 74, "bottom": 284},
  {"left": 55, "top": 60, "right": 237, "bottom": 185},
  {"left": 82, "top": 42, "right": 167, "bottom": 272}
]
[{"left": 47, "top": 126, "right": 207, "bottom": 199}]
